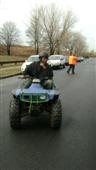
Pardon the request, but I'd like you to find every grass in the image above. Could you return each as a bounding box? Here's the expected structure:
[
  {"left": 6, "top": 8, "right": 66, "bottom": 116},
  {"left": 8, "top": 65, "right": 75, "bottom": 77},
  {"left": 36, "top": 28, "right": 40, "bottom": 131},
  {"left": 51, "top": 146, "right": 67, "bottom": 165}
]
[
  {"left": 0, "top": 55, "right": 27, "bottom": 61},
  {"left": 0, "top": 65, "right": 21, "bottom": 78},
  {"left": 0, "top": 55, "right": 26, "bottom": 78}
]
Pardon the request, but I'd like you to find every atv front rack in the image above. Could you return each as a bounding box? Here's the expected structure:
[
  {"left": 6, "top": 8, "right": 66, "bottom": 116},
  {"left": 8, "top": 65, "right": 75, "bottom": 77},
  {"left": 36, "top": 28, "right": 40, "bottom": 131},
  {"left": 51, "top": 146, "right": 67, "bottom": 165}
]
[{"left": 20, "top": 93, "right": 49, "bottom": 104}]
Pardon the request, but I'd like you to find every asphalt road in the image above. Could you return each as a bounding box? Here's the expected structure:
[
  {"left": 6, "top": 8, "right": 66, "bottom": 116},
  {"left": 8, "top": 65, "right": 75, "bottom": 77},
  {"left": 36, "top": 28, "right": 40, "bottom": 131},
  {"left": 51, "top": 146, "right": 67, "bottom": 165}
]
[{"left": 0, "top": 58, "right": 96, "bottom": 170}]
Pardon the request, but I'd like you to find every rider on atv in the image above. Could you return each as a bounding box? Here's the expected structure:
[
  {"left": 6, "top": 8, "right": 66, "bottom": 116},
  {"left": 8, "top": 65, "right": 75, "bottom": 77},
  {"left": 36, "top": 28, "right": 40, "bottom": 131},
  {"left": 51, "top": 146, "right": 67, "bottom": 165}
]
[
  {"left": 23, "top": 51, "right": 53, "bottom": 89},
  {"left": 9, "top": 51, "right": 62, "bottom": 129}
]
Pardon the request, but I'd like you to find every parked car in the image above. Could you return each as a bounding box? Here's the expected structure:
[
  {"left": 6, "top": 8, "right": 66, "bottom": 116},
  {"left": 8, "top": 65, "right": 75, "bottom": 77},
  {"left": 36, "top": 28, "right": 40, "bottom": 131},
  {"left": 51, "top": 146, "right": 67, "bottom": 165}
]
[
  {"left": 77, "top": 56, "right": 84, "bottom": 62},
  {"left": 21, "top": 55, "right": 39, "bottom": 72},
  {"left": 64, "top": 56, "right": 69, "bottom": 66},
  {"left": 47, "top": 55, "right": 66, "bottom": 69}
]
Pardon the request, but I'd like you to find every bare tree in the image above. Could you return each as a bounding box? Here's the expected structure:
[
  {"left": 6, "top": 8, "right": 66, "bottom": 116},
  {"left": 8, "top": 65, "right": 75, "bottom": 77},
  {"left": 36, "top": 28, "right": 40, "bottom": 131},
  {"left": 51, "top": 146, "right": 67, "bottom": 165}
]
[
  {"left": 41, "top": 4, "right": 61, "bottom": 55},
  {"left": 41, "top": 8, "right": 77, "bottom": 54},
  {"left": 69, "top": 32, "right": 87, "bottom": 56},
  {"left": 57, "top": 10, "right": 77, "bottom": 54},
  {"left": 26, "top": 7, "right": 43, "bottom": 54},
  {"left": 26, "top": 5, "right": 61, "bottom": 55},
  {"left": 64, "top": 32, "right": 87, "bottom": 56},
  {"left": 0, "top": 21, "right": 20, "bottom": 55},
  {"left": 26, "top": 5, "right": 83, "bottom": 55},
  {"left": 62, "top": 11, "right": 77, "bottom": 35}
]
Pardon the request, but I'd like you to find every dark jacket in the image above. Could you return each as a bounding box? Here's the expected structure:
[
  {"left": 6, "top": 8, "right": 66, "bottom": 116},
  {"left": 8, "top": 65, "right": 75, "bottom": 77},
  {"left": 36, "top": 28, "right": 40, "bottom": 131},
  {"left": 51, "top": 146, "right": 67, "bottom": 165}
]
[{"left": 24, "top": 61, "right": 53, "bottom": 81}]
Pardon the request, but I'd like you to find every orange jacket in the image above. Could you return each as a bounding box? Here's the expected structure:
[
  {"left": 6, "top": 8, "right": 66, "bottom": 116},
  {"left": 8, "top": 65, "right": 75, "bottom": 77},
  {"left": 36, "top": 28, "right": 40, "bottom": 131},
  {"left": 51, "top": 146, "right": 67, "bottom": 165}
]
[{"left": 68, "top": 55, "right": 77, "bottom": 65}]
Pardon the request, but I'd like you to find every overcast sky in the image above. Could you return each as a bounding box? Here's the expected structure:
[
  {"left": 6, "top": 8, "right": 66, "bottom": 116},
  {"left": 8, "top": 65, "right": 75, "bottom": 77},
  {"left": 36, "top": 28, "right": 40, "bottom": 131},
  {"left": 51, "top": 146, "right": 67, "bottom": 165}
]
[{"left": 0, "top": 0, "right": 96, "bottom": 49}]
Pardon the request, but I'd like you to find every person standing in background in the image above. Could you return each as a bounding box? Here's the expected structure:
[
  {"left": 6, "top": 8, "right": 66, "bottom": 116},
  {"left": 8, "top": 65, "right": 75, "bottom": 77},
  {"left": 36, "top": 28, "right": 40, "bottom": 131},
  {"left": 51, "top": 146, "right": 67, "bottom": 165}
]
[{"left": 67, "top": 52, "right": 77, "bottom": 74}]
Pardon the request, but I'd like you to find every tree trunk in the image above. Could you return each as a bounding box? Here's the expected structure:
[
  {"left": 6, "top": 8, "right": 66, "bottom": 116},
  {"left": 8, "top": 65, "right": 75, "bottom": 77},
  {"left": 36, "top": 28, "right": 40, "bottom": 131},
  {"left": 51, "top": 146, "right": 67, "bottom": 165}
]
[{"left": 7, "top": 44, "right": 11, "bottom": 55}]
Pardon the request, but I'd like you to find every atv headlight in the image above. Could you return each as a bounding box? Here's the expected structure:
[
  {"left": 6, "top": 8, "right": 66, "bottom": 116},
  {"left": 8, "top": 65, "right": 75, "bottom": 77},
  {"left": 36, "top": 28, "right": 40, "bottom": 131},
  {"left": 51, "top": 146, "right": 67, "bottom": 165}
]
[{"left": 39, "top": 95, "right": 46, "bottom": 100}]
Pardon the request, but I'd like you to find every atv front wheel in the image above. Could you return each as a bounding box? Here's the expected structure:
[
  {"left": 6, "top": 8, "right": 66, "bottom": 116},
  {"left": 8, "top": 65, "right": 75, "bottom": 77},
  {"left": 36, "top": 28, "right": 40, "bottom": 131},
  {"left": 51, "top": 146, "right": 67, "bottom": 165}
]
[
  {"left": 9, "top": 97, "right": 21, "bottom": 129},
  {"left": 50, "top": 99, "right": 62, "bottom": 128}
]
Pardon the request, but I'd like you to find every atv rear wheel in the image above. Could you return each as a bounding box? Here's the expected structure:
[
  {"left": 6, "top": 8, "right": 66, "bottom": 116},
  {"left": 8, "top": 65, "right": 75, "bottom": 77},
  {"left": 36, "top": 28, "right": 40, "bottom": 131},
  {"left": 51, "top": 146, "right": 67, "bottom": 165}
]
[
  {"left": 9, "top": 97, "right": 21, "bottom": 129},
  {"left": 50, "top": 99, "right": 62, "bottom": 128}
]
